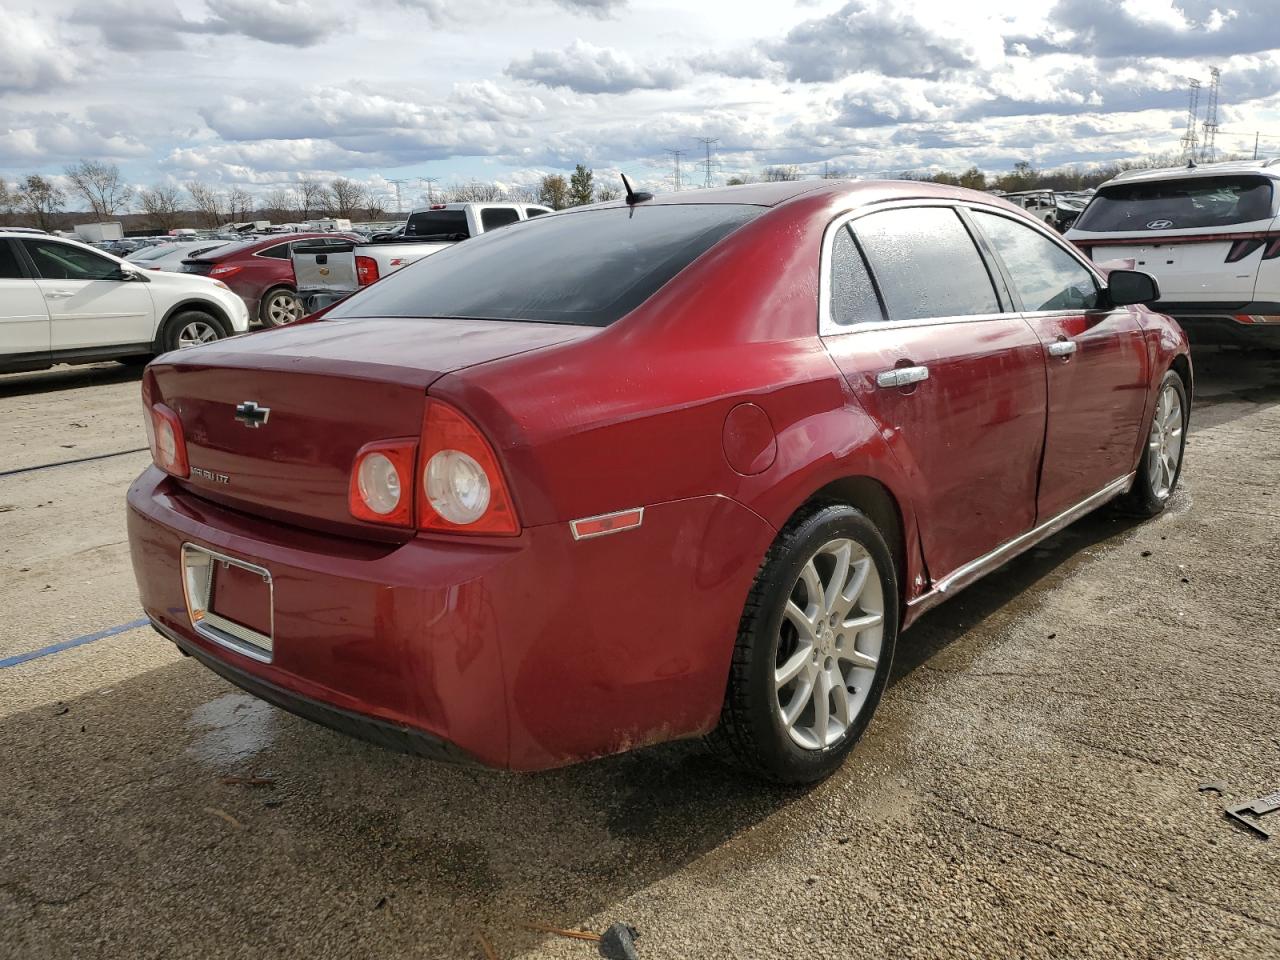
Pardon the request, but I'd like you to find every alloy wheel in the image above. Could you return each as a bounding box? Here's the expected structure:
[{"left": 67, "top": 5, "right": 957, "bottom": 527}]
[
  {"left": 266, "top": 292, "right": 303, "bottom": 325},
  {"left": 775, "top": 538, "right": 885, "bottom": 750},
  {"left": 1146, "top": 382, "right": 1184, "bottom": 500},
  {"left": 176, "top": 320, "right": 220, "bottom": 349}
]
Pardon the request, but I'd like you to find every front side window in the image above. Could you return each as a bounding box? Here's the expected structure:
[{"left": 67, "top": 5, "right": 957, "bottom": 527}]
[
  {"left": 973, "top": 211, "right": 1100, "bottom": 312},
  {"left": 480, "top": 208, "right": 520, "bottom": 231},
  {"left": 828, "top": 225, "right": 883, "bottom": 326},
  {"left": 21, "top": 239, "right": 122, "bottom": 281},
  {"left": 852, "top": 207, "right": 1000, "bottom": 322},
  {"left": 330, "top": 203, "right": 763, "bottom": 327}
]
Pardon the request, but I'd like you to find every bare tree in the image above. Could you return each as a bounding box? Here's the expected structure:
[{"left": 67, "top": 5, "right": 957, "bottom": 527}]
[
  {"left": 137, "top": 184, "right": 185, "bottom": 231},
  {"left": 297, "top": 177, "right": 327, "bottom": 219},
  {"left": 186, "top": 180, "right": 226, "bottom": 229},
  {"left": 762, "top": 165, "right": 800, "bottom": 182},
  {"left": 0, "top": 177, "right": 12, "bottom": 216},
  {"left": 326, "top": 178, "right": 367, "bottom": 219},
  {"left": 15, "top": 174, "right": 65, "bottom": 230},
  {"left": 444, "top": 180, "right": 505, "bottom": 203},
  {"left": 65, "top": 160, "right": 133, "bottom": 219},
  {"left": 227, "top": 187, "right": 255, "bottom": 221},
  {"left": 364, "top": 198, "right": 387, "bottom": 220},
  {"left": 261, "top": 187, "right": 297, "bottom": 223},
  {"left": 594, "top": 184, "right": 621, "bottom": 202}
]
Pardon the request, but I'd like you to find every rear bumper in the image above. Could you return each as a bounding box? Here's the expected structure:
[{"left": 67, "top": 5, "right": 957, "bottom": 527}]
[
  {"left": 1166, "top": 314, "right": 1280, "bottom": 348},
  {"left": 127, "top": 467, "right": 772, "bottom": 770}
]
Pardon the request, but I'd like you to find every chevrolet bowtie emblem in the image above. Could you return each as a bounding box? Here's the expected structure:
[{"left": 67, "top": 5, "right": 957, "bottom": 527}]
[{"left": 234, "top": 401, "right": 270, "bottom": 428}]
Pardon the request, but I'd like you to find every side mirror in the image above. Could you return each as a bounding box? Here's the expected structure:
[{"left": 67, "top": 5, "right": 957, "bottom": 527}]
[
  {"left": 115, "top": 266, "right": 149, "bottom": 283},
  {"left": 1107, "top": 269, "right": 1159, "bottom": 306}
]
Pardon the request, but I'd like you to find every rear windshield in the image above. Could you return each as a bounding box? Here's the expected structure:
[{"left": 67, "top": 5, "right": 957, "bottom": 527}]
[
  {"left": 329, "top": 204, "right": 763, "bottom": 327},
  {"left": 1074, "top": 175, "right": 1275, "bottom": 232},
  {"left": 404, "top": 210, "right": 470, "bottom": 240}
]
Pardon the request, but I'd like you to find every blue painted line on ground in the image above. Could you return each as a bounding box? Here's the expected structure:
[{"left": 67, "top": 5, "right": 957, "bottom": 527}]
[{"left": 0, "top": 617, "right": 150, "bottom": 669}]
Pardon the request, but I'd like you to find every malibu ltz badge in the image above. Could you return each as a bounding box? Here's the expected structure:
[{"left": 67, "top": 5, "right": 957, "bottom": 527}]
[{"left": 235, "top": 401, "right": 270, "bottom": 428}]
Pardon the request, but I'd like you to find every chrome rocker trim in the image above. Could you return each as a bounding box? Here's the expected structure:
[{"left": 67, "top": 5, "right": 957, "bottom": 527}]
[{"left": 907, "top": 472, "right": 1135, "bottom": 618}]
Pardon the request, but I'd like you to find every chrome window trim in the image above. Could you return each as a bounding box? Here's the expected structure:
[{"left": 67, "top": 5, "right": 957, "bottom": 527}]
[{"left": 818, "top": 198, "right": 1111, "bottom": 336}]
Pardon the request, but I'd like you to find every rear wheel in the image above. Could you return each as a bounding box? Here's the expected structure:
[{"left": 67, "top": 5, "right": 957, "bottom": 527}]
[
  {"left": 708, "top": 503, "right": 899, "bottom": 783},
  {"left": 160, "top": 310, "right": 227, "bottom": 353},
  {"left": 259, "top": 287, "right": 303, "bottom": 327},
  {"left": 1124, "top": 369, "right": 1188, "bottom": 516}
]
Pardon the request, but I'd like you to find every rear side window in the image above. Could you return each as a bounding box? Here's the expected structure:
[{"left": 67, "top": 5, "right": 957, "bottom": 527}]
[
  {"left": 1074, "top": 175, "right": 1275, "bottom": 232},
  {"left": 828, "top": 226, "right": 883, "bottom": 326},
  {"left": 480, "top": 208, "right": 520, "bottom": 231},
  {"left": 852, "top": 208, "right": 1000, "bottom": 321},
  {"left": 330, "top": 204, "right": 763, "bottom": 327},
  {"left": 973, "top": 212, "right": 1099, "bottom": 312},
  {"left": 257, "top": 243, "right": 291, "bottom": 260},
  {"left": 526, "top": 208, "right": 549, "bottom": 217},
  {"left": 0, "top": 240, "right": 24, "bottom": 279},
  {"left": 405, "top": 210, "right": 470, "bottom": 239},
  {"left": 21, "top": 239, "right": 122, "bottom": 281}
]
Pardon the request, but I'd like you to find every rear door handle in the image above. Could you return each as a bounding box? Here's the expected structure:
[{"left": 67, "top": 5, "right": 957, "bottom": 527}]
[
  {"left": 1048, "top": 339, "right": 1078, "bottom": 358},
  {"left": 44, "top": 290, "right": 75, "bottom": 300},
  {"left": 875, "top": 365, "right": 930, "bottom": 389}
]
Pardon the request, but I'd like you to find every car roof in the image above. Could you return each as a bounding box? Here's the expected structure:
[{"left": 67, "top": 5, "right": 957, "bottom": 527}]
[{"left": 1099, "top": 158, "right": 1280, "bottom": 189}]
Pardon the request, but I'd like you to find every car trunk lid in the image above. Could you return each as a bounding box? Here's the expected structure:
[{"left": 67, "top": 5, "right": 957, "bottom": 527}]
[{"left": 149, "top": 316, "right": 593, "bottom": 539}]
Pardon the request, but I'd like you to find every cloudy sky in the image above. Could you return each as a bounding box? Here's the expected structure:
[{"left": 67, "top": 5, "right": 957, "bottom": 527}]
[{"left": 5, "top": 0, "right": 1280, "bottom": 207}]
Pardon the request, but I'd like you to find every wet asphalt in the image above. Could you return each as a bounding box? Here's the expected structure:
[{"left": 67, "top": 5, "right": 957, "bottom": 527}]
[{"left": 0, "top": 349, "right": 1278, "bottom": 960}]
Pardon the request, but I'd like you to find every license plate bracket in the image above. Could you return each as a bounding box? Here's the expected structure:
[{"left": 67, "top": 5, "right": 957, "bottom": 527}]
[{"left": 181, "top": 544, "right": 274, "bottom": 662}]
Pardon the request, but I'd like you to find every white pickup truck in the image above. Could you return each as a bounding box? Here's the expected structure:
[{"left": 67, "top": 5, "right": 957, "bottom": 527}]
[{"left": 353, "top": 201, "right": 551, "bottom": 283}]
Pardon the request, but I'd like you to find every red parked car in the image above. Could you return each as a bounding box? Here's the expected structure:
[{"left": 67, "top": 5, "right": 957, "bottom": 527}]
[
  {"left": 128, "top": 180, "right": 1191, "bottom": 782},
  {"left": 181, "top": 233, "right": 360, "bottom": 327}
]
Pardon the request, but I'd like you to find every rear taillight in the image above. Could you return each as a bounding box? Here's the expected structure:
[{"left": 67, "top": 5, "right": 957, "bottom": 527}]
[
  {"left": 144, "top": 403, "right": 189, "bottom": 478},
  {"left": 348, "top": 440, "right": 417, "bottom": 527},
  {"left": 209, "top": 264, "right": 241, "bottom": 279},
  {"left": 355, "top": 256, "right": 379, "bottom": 286},
  {"left": 418, "top": 401, "right": 519, "bottom": 535},
  {"left": 346, "top": 402, "right": 518, "bottom": 535}
]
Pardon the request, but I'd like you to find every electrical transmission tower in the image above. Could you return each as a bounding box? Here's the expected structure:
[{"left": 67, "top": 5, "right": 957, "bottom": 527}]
[
  {"left": 1180, "top": 78, "right": 1201, "bottom": 162},
  {"left": 695, "top": 137, "right": 720, "bottom": 188},
  {"left": 1200, "top": 67, "right": 1221, "bottom": 163},
  {"left": 665, "top": 149, "right": 687, "bottom": 191},
  {"left": 417, "top": 176, "right": 439, "bottom": 203},
  {"left": 386, "top": 178, "right": 410, "bottom": 215}
]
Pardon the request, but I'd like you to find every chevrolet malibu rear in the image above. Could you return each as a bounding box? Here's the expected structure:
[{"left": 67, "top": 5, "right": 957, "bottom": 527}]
[{"left": 129, "top": 180, "right": 1189, "bottom": 781}]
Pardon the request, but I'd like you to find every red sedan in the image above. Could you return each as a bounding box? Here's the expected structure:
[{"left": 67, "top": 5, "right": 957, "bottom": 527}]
[
  {"left": 181, "top": 233, "right": 360, "bottom": 327},
  {"left": 128, "top": 180, "right": 1191, "bottom": 782}
]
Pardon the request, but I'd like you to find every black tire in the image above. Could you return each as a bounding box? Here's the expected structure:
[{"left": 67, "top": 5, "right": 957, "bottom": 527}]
[
  {"left": 159, "top": 310, "right": 228, "bottom": 354},
  {"left": 1123, "top": 369, "right": 1189, "bottom": 517},
  {"left": 708, "top": 503, "right": 900, "bottom": 783},
  {"left": 258, "top": 287, "right": 303, "bottom": 327}
]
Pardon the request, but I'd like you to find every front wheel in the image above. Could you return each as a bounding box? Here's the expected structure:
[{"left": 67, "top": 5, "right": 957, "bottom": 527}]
[
  {"left": 259, "top": 288, "right": 303, "bottom": 327},
  {"left": 161, "top": 310, "right": 227, "bottom": 353},
  {"left": 708, "top": 503, "right": 899, "bottom": 783},
  {"left": 1124, "top": 369, "right": 1188, "bottom": 516}
]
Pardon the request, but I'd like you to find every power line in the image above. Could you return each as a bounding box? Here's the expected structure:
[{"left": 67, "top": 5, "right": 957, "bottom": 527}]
[
  {"left": 695, "top": 137, "right": 719, "bottom": 188},
  {"left": 664, "top": 149, "right": 687, "bottom": 191}
]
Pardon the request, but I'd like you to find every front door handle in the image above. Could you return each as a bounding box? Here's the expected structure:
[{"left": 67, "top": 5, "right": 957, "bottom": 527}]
[
  {"left": 1048, "top": 339, "right": 1078, "bottom": 358},
  {"left": 875, "top": 365, "right": 930, "bottom": 389},
  {"left": 44, "top": 290, "right": 75, "bottom": 300}
]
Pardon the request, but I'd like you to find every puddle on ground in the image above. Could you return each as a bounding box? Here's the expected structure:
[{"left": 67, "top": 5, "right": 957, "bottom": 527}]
[{"left": 186, "top": 693, "right": 277, "bottom": 768}]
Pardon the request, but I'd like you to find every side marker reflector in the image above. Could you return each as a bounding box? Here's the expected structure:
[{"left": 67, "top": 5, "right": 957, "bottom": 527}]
[{"left": 570, "top": 507, "right": 644, "bottom": 541}]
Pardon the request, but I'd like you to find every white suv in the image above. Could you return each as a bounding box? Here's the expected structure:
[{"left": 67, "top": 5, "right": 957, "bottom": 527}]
[
  {"left": 1066, "top": 159, "right": 1280, "bottom": 347},
  {"left": 0, "top": 231, "right": 250, "bottom": 373}
]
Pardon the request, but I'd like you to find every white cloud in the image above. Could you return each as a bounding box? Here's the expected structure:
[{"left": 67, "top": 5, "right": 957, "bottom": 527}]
[
  {"left": 0, "top": 14, "right": 76, "bottom": 91},
  {"left": 506, "top": 40, "right": 688, "bottom": 93}
]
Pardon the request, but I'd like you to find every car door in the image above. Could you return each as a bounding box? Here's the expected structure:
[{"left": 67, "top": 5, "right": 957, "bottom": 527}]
[
  {"left": 20, "top": 238, "right": 155, "bottom": 352},
  {"left": 820, "top": 204, "right": 1049, "bottom": 580},
  {"left": 969, "top": 209, "right": 1150, "bottom": 519},
  {"left": 0, "top": 238, "right": 51, "bottom": 365}
]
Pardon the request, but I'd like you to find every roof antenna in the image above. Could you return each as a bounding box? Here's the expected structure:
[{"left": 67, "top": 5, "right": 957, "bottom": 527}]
[{"left": 621, "top": 173, "right": 652, "bottom": 205}]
